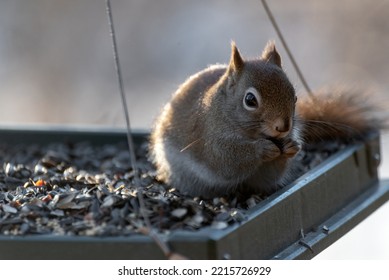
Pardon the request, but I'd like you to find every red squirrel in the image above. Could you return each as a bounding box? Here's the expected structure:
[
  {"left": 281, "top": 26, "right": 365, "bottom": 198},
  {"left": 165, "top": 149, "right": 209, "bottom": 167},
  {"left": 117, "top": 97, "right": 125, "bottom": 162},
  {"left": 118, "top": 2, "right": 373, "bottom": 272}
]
[{"left": 150, "top": 41, "right": 384, "bottom": 198}]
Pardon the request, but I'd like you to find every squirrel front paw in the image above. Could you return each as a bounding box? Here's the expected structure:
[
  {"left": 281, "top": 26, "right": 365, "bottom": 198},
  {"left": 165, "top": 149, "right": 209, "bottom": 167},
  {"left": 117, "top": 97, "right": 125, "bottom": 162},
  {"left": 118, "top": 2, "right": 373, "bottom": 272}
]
[
  {"left": 282, "top": 138, "right": 301, "bottom": 158},
  {"left": 261, "top": 139, "right": 282, "bottom": 162}
]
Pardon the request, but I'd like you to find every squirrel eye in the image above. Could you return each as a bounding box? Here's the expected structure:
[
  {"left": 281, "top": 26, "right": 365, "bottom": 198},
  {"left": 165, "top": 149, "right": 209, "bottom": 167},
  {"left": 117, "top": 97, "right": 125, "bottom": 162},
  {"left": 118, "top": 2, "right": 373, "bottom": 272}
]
[
  {"left": 294, "top": 96, "right": 298, "bottom": 104},
  {"left": 243, "top": 87, "right": 261, "bottom": 111},
  {"left": 245, "top": 93, "right": 257, "bottom": 107}
]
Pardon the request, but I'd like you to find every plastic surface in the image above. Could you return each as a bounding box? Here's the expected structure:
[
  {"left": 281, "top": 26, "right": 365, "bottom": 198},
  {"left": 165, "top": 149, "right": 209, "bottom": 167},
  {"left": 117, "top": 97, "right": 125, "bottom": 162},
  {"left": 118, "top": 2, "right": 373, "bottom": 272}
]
[{"left": 0, "top": 126, "right": 388, "bottom": 259}]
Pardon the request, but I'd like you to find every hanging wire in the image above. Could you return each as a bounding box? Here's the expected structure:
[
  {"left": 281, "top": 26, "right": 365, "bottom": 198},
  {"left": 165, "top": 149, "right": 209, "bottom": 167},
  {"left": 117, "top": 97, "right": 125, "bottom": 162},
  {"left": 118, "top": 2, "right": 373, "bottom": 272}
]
[
  {"left": 260, "top": 0, "right": 316, "bottom": 101},
  {"left": 104, "top": 0, "right": 180, "bottom": 259}
]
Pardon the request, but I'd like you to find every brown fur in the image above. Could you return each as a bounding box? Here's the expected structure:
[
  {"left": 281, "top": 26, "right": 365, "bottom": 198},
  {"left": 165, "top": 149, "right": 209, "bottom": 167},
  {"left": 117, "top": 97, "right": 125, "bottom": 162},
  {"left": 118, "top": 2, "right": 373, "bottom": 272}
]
[
  {"left": 150, "top": 41, "right": 300, "bottom": 198},
  {"left": 297, "top": 87, "right": 386, "bottom": 144}
]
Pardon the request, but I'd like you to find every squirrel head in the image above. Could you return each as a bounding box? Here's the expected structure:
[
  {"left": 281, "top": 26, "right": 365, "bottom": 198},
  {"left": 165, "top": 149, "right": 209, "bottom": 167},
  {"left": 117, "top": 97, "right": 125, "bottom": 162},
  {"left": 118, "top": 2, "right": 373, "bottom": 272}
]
[{"left": 221, "top": 41, "right": 297, "bottom": 140}]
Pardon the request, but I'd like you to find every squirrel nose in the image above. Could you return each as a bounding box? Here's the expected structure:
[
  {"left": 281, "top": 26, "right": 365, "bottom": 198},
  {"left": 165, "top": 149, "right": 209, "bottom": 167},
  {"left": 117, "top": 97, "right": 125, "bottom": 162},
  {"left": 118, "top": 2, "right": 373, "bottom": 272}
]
[{"left": 274, "top": 117, "right": 290, "bottom": 133}]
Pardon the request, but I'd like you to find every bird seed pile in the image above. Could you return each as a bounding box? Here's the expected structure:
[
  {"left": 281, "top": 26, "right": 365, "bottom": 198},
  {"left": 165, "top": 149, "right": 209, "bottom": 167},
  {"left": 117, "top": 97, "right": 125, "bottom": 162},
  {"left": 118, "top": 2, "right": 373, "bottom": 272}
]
[{"left": 0, "top": 138, "right": 338, "bottom": 237}]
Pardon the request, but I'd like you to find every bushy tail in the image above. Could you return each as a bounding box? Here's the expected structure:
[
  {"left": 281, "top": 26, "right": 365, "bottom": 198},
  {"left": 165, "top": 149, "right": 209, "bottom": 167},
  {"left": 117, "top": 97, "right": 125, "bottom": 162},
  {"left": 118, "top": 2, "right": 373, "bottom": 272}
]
[{"left": 296, "top": 87, "right": 388, "bottom": 144}]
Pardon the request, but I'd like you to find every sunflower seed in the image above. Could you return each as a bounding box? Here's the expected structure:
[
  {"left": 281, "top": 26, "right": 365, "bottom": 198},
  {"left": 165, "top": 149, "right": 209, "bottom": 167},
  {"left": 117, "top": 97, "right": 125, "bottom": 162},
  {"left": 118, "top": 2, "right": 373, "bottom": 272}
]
[
  {"left": 211, "top": 221, "right": 229, "bottom": 230},
  {"left": 171, "top": 208, "right": 188, "bottom": 219},
  {"left": 2, "top": 204, "right": 17, "bottom": 214}
]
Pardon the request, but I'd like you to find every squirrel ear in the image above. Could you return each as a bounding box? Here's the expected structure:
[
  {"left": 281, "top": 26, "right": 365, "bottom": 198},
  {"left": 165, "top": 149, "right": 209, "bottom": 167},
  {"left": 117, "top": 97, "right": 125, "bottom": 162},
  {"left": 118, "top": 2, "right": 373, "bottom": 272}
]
[
  {"left": 261, "top": 41, "right": 282, "bottom": 67},
  {"left": 228, "top": 41, "right": 244, "bottom": 73}
]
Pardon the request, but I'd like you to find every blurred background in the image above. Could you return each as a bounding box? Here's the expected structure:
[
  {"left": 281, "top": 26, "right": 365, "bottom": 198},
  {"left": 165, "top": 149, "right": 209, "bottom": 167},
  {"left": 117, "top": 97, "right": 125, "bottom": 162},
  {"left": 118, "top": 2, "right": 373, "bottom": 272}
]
[{"left": 0, "top": 0, "right": 388, "bottom": 258}]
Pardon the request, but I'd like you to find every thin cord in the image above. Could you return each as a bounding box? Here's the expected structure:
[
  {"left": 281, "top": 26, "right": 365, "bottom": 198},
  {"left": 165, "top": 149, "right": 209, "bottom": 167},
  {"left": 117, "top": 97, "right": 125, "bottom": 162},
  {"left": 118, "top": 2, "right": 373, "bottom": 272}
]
[
  {"left": 260, "top": 0, "right": 316, "bottom": 101},
  {"left": 104, "top": 0, "right": 172, "bottom": 257}
]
